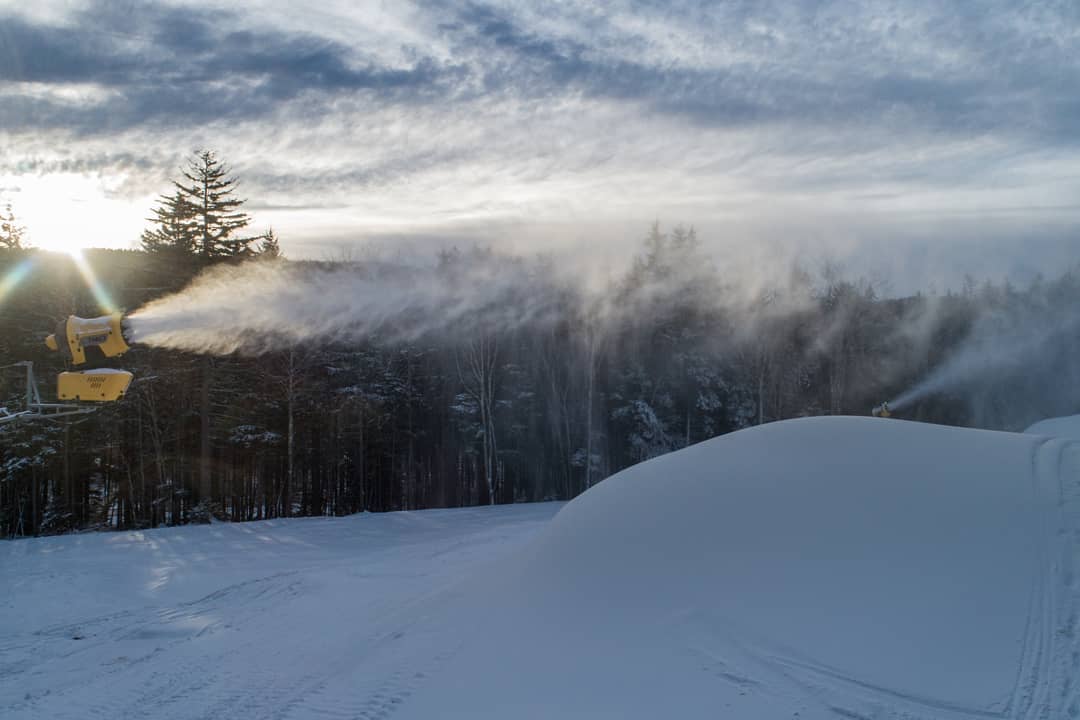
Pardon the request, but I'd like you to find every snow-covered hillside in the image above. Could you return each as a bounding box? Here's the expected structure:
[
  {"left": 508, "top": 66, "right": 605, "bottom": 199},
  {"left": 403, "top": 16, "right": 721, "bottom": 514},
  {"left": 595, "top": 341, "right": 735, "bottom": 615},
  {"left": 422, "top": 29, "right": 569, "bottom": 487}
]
[
  {"left": 1027, "top": 413, "right": 1080, "bottom": 442},
  {"left": 3, "top": 417, "right": 1078, "bottom": 719}
]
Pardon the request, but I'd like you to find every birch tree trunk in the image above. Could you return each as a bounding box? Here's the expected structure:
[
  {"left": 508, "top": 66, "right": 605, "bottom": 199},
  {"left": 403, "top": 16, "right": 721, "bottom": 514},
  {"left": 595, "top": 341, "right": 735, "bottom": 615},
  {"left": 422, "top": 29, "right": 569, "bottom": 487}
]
[{"left": 459, "top": 334, "right": 499, "bottom": 505}]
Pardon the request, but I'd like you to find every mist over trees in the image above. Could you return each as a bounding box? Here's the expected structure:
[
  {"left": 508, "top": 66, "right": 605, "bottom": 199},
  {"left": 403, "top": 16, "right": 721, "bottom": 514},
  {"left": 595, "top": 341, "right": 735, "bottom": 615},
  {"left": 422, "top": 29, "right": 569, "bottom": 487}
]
[{"left": 2, "top": 156, "right": 1079, "bottom": 537}]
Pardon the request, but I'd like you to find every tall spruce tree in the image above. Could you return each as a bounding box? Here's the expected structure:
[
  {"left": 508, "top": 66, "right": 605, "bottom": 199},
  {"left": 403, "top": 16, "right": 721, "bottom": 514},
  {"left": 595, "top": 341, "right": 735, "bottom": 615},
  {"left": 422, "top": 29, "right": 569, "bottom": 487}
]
[
  {"left": 0, "top": 203, "right": 25, "bottom": 249},
  {"left": 138, "top": 151, "right": 259, "bottom": 519},
  {"left": 175, "top": 150, "right": 256, "bottom": 259},
  {"left": 180, "top": 150, "right": 255, "bottom": 258},
  {"left": 141, "top": 151, "right": 256, "bottom": 259}
]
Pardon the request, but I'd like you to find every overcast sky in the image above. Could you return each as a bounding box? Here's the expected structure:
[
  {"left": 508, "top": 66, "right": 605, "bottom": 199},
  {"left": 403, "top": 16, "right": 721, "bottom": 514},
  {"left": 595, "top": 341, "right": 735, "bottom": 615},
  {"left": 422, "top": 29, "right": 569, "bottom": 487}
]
[{"left": 1, "top": 0, "right": 1078, "bottom": 290}]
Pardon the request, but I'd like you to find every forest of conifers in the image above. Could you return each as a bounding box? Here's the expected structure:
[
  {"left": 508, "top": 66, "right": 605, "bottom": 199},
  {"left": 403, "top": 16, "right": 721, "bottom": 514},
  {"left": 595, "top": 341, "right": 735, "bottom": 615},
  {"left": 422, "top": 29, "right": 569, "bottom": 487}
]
[{"left": 1, "top": 154, "right": 1078, "bottom": 536}]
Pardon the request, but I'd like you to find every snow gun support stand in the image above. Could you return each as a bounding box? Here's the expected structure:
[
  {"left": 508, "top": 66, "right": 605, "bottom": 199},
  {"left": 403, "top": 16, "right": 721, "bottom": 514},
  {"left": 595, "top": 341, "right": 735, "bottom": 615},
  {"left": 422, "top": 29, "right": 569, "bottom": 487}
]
[
  {"left": 0, "top": 314, "right": 134, "bottom": 426},
  {"left": 0, "top": 361, "right": 99, "bottom": 425}
]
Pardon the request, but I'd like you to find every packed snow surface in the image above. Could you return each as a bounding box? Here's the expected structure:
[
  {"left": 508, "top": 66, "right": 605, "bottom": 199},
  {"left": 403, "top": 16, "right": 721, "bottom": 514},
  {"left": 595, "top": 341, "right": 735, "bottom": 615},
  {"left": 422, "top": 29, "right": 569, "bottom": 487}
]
[{"left": 3, "top": 417, "right": 1079, "bottom": 719}]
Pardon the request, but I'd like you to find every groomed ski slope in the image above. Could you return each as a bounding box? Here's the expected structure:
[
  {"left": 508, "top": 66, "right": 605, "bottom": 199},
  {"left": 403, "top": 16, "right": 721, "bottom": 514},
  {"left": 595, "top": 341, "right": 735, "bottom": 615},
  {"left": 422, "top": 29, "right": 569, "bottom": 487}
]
[{"left": 3, "top": 416, "right": 1079, "bottom": 719}]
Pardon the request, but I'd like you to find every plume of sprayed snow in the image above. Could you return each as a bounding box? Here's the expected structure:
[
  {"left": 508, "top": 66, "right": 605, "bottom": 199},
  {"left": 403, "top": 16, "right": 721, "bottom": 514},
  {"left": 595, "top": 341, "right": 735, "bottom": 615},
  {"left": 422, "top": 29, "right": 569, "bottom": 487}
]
[
  {"left": 124, "top": 229, "right": 738, "bottom": 357},
  {"left": 890, "top": 300, "right": 1080, "bottom": 414},
  {"left": 125, "top": 257, "right": 570, "bottom": 355}
]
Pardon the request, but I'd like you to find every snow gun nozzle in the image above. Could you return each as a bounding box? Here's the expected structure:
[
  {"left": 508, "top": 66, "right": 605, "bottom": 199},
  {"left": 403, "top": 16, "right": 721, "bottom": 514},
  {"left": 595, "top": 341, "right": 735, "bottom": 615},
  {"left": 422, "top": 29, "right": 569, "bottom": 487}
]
[{"left": 871, "top": 402, "right": 892, "bottom": 418}]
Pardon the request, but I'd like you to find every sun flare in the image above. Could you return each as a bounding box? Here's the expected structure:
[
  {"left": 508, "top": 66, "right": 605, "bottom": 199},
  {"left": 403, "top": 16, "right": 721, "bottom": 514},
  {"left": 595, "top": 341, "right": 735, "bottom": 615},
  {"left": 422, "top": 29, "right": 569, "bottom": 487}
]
[{"left": 67, "top": 247, "right": 118, "bottom": 314}]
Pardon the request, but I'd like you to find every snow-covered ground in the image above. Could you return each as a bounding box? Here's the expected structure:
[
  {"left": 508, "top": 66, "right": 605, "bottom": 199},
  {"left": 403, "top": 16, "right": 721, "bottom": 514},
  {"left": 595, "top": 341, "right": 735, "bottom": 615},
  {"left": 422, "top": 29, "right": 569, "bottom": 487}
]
[
  {"left": 0, "top": 504, "right": 561, "bottom": 719},
  {"left": 1027, "top": 413, "right": 1080, "bottom": 442},
  {"left": 3, "top": 416, "right": 1079, "bottom": 719}
]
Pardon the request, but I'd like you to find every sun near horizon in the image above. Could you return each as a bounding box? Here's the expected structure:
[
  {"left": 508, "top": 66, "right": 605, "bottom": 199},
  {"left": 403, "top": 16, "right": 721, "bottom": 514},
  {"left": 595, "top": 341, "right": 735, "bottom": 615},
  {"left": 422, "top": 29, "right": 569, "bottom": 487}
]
[{"left": 3, "top": 173, "right": 150, "bottom": 254}]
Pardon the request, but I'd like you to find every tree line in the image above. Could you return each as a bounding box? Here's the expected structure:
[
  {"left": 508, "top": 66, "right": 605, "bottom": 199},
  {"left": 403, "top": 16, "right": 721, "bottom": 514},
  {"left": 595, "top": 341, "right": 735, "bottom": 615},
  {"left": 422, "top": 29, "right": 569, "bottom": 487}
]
[{"left": 2, "top": 152, "right": 1079, "bottom": 536}]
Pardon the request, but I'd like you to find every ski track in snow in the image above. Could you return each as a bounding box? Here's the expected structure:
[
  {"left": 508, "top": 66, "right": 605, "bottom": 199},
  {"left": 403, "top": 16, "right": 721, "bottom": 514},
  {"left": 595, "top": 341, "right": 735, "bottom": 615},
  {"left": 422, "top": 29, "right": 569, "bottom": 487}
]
[{"left": 676, "top": 609, "right": 1008, "bottom": 720}]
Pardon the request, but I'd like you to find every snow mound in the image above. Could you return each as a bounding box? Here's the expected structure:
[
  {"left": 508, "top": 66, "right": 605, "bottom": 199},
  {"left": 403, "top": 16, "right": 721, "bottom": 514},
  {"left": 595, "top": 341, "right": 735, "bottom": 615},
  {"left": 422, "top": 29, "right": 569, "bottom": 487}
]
[
  {"left": 399, "top": 417, "right": 1080, "bottom": 719},
  {"left": 1026, "top": 413, "right": 1080, "bottom": 441}
]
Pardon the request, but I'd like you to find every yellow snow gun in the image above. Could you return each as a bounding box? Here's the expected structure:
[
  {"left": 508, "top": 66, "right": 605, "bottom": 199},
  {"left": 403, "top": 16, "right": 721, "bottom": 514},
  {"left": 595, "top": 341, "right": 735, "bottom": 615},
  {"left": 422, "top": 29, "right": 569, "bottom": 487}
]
[
  {"left": 45, "top": 313, "right": 130, "bottom": 365},
  {"left": 44, "top": 314, "right": 133, "bottom": 402},
  {"left": 871, "top": 401, "right": 892, "bottom": 418}
]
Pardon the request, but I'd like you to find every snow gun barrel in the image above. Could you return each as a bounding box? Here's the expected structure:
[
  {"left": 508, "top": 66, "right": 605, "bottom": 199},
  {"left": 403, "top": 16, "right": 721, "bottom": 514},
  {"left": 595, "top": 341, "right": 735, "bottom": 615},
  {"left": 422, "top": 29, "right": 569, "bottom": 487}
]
[
  {"left": 44, "top": 314, "right": 131, "bottom": 366},
  {"left": 871, "top": 402, "right": 892, "bottom": 418}
]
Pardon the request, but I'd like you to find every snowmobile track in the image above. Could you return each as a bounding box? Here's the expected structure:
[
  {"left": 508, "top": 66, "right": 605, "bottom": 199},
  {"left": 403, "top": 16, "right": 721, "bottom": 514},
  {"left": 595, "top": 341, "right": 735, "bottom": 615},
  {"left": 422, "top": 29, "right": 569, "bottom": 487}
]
[{"left": 1009, "top": 436, "right": 1080, "bottom": 720}]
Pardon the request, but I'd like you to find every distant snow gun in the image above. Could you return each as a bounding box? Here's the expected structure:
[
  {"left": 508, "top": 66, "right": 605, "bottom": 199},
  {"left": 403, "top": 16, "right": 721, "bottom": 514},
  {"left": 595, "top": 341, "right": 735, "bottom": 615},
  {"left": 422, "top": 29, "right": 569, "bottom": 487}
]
[
  {"left": 871, "top": 401, "right": 892, "bottom": 418},
  {"left": 44, "top": 314, "right": 133, "bottom": 402}
]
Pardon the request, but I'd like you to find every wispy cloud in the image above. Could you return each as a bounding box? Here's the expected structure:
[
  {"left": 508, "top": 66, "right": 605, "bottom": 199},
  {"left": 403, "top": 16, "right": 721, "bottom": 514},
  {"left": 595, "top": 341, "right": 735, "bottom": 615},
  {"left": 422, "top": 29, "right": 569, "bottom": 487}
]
[{"left": 0, "top": 1, "right": 458, "bottom": 134}]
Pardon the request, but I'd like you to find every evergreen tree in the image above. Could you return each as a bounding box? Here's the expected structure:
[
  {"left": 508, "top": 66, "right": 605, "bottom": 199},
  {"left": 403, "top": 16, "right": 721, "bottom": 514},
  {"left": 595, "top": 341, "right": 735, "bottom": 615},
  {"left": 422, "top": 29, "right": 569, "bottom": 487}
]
[
  {"left": 175, "top": 150, "right": 255, "bottom": 259},
  {"left": 0, "top": 203, "right": 25, "bottom": 249},
  {"left": 258, "top": 228, "right": 282, "bottom": 259},
  {"left": 141, "top": 151, "right": 257, "bottom": 259}
]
